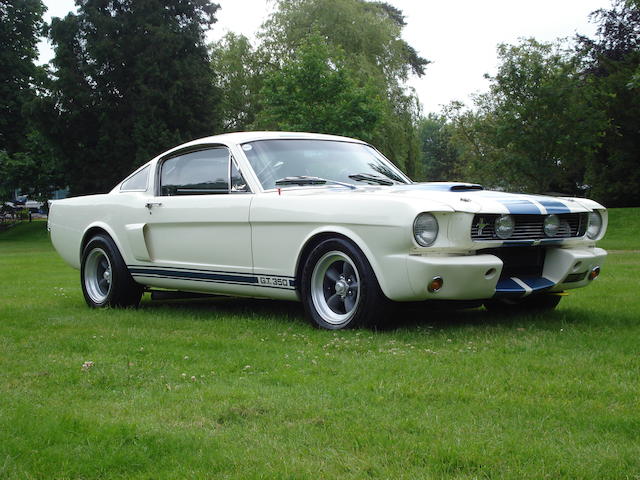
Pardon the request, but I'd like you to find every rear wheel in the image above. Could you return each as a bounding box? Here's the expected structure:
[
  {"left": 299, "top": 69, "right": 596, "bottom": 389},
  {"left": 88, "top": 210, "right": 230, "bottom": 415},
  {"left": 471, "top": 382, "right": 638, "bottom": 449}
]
[
  {"left": 81, "top": 234, "right": 143, "bottom": 308},
  {"left": 484, "top": 294, "right": 562, "bottom": 314},
  {"left": 300, "top": 238, "right": 388, "bottom": 329}
]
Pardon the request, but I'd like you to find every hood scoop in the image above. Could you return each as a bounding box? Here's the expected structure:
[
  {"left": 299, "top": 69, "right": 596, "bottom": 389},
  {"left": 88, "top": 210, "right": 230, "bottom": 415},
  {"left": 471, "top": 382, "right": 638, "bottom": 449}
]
[{"left": 412, "top": 182, "right": 484, "bottom": 192}]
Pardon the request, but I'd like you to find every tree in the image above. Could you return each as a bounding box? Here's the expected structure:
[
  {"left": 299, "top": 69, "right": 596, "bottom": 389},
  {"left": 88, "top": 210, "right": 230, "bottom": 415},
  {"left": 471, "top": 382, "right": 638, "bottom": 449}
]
[
  {"left": 253, "top": 34, "right": 384, "bottom": 142},
  {"left": 210, "top": 33, "right": 262, "bottom": 132},
  {"left": 0, "top": 0, "right": 62, "bottom": 203},
  {"left": 577, "top": 0, "right": 640, "bottom": 206},
  {"left": 0, "top": 131, "right": 65, "bottom": 203},
  {"left": 257, "top": 0, "right": 427, "bottom": 176},
  {"left": 260, "top": 0, "right": 428, "bottom": 83},
  {"left": 418, "top": 114, "right": 460, "bottom": 181},
  {"left": 447, "top": 39, "right": 606, "bottom": 195},
  {"left": 0, "top": 0, "right": 46, "bottom": 154},
  {"left": 45, "top": 0, "right": 221, "bottom": 195}
]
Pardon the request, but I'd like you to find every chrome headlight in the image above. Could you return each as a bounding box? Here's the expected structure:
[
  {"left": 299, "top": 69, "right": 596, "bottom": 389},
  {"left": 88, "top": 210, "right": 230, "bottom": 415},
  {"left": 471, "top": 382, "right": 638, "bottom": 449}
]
[
  {"left": 543, "top": 214, "right": 560, "bottom": 237},
  {"left": 586, "top": 211, "right": 603, "bottom": 239},
  {"left": 494, "top": 214, "right": 515, "bottom": 240},
  {"left": 413, "top": 213, "right": 439, "bottom": 247}
]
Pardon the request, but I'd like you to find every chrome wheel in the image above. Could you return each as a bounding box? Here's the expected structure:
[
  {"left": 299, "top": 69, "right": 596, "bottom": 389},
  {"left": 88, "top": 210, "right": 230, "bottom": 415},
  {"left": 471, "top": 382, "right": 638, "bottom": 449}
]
[
  {"left": 310, "top": 250, "right": 361, "bottom": 325},
  {"left": 84, "top": 247, "right": 112, "bottom": 304}
]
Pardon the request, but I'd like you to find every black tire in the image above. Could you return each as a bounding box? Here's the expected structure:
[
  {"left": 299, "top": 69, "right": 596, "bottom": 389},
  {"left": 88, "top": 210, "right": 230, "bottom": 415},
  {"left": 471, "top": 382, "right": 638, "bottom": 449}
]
[
  {"left": 300, "top": 237, "right": 389, "bottom": 329},
  {"left": 81, "top": 234, "right": 143, "bottom": 308},
  {"left": 484, "top": 293, "right": 562, "bottom": 314}
]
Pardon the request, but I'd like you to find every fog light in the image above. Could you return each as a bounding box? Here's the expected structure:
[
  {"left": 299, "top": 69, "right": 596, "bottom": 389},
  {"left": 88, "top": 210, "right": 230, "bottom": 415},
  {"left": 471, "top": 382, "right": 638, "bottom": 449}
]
[
  {"left": 428, "top": 276, "right": 443, "bottom": 292},
  {"left": 588, "top": 266, "right": 600, "bottom": 281}
]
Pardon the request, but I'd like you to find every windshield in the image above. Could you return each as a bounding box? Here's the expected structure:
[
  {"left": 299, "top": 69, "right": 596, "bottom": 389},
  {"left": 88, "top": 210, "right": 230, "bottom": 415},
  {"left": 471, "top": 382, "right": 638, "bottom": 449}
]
[{"left": 241, "top": 139, "right": 411, "bottom": 190}]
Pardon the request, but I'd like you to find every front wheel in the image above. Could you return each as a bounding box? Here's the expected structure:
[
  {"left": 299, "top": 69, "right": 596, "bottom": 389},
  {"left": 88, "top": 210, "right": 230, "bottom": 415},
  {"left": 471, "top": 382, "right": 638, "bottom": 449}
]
[
  {"left": 484, "top": 294, "right": 562, "bottom": 314},
  {"left": 81, "top": 234, "right": 143, "bottom": 308},
  {"left": 300, "top": 238, "right": 388, "bottom": 329}
]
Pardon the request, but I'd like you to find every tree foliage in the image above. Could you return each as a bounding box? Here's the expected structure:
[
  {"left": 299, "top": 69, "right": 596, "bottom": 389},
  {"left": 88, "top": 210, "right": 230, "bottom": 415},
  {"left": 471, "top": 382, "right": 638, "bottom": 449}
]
[
  {"left": 418, "top": 114, "right": 460, "bottom": 181},
  {"left": 577, "top": 0, "right": 640, "bottom": 206},
  {"left": 0, "top": 0, "right": 59, "bottom": 202},
  {"left": 253, "top": 34, "right": 384, "bottom": 141},
  {"left": 3, "top": 0, "right": 638, "bottom": 207},
  {"left": 0, "top": 0, "right": 45, "bottom": 154},
  {"left": 210, "top": 33, "right": 261, "bottom": 132},
  {"left": 442, "top": 40, "right": 607, "bottom": 194},
  {"left": 44, "top": 0, "right": 221, "bottom": 195},
  {"left": 250, "top": 0, "right": 427, "bottom": 177},
  {"left": 260, "top": 0, "right": 428, "bottom": 83}
]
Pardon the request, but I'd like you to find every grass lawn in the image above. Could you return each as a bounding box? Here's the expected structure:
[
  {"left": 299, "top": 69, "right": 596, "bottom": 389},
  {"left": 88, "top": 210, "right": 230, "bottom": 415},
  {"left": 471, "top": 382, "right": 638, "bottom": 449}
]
[{"left": 1, "top": 210, "right": 639, "bottom": 479}]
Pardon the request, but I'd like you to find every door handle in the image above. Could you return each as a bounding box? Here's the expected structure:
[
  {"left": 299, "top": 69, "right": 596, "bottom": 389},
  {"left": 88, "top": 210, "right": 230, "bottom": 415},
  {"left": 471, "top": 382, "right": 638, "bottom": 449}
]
[{"left": 145, "top": 202, "right": 162, "bottom": 210}]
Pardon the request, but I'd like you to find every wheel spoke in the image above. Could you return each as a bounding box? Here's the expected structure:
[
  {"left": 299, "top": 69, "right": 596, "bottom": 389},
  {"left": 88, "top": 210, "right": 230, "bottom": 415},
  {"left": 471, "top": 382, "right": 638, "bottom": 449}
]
[
  {"left": 325, "top": 265, "right": 341, "bottom": 282},
  {"left": 342, "top": 261, "right": 355, "bottom": 278},
  {"left": 100, "top": 258, "right": 109, "bottom": 272},
  {"left": 344, "top": 294, "right": 356, "bottom": 312},
  {"left": 327, "top": 293, "right": 345, "bottom": 313},
  {"left": 98, "top": 278, "right": 109, "bottom": 292}
]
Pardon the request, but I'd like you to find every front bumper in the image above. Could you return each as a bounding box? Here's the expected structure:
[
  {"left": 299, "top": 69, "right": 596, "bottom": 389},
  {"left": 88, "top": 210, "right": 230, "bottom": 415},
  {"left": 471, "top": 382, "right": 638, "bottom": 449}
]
[{"left": 401, "top": 247, "right": 607, "bottom": 302}]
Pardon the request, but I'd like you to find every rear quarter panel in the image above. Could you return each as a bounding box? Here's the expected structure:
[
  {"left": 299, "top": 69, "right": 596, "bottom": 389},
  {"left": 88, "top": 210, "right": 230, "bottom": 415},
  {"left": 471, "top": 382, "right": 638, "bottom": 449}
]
[{"left": 49, "top": 194, "right": 132, "bottom": 269}]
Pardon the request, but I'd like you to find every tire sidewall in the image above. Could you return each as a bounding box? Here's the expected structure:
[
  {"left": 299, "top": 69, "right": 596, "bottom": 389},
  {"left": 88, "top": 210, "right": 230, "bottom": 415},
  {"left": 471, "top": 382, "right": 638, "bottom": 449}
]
[
  {"left": 300, "top": 237, "right": 384, "bottom": 329},
  {"left": 81, "top": 234, "right": 140, "bottom": 308}
]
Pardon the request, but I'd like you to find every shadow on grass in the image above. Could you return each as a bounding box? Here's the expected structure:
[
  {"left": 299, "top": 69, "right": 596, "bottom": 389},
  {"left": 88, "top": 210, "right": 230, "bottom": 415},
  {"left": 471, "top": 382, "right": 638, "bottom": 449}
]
[
  {"left": 136, "top": 294, "right": 616, "bottom": 333},
  {"left": 139, "top": 295, "right": 308, "bottom": 328}
]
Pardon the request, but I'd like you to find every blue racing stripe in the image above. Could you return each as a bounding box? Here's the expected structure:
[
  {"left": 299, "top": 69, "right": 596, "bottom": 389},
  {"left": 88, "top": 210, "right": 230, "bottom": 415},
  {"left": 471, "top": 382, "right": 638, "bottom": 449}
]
[
  {"left": 535, "top": 199, "right": 571, "bottom": 214},
  {"left": 494, "top": 276, "right": 557, "bottom": 298},
  {"left": 471, "top": 191, "right": 543, "bottom": 214},
  {"left": 494, "top": 278, "right": 526, "bottom": 297},
  {"left": 499, "top": 198, "right": 543, "bottom": 214},
  {"left": 129, "top": 267, "right": 257, "bottom": 284},
  {"left": 128, "top": 266, "right": 296, "bottom": 290},
  {"left": 520, "top": 277, "right": 555, "bottom": 291}
]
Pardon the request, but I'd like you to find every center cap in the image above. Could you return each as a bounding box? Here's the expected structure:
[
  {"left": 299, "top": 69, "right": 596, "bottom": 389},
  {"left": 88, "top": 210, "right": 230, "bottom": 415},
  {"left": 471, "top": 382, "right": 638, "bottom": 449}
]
[
  {"left": 103, "top": 270, "right": 111, "bottom": 282},
  {"left": 335, "top": 279, "right": 348, "bottom": 297}
]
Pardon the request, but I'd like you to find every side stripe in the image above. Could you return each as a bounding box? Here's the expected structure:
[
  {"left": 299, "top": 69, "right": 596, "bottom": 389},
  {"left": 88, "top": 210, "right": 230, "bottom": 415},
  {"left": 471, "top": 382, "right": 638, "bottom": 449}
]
[
  {"left": 129, "top": 267, "right": 257, "bottom": 285},
  {"left": 128, "top": 266, "right": 296, "bottom": 290}
]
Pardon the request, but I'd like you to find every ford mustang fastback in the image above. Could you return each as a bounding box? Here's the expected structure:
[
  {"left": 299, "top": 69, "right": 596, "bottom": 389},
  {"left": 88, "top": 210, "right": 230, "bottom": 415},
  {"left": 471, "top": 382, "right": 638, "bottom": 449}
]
[{"left": 48, "top": 131, "right": 607, "bottom": 329}]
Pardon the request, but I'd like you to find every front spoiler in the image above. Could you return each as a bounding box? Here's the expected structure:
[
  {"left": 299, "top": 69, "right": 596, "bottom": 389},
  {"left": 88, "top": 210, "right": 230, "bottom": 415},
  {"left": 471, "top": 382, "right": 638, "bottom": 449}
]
[{"left": 402, "top": 247, "right": 607, "bottom": 302}]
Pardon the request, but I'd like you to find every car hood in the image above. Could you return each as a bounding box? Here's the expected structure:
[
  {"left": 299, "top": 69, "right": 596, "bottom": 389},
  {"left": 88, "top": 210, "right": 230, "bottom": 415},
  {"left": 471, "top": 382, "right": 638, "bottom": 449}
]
[
  {"left": 386, "top": 183, "right": 604, "bottom": 214},
  {"left": 278, "top": 182, "right": 604, "bottom": 214}
]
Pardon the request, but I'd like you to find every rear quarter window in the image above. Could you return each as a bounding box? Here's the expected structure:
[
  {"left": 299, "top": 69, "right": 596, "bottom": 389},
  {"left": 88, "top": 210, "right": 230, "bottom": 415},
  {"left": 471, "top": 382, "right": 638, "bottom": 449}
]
[{"left": 120, "top": 165, "right": 150, "bottom": 191}]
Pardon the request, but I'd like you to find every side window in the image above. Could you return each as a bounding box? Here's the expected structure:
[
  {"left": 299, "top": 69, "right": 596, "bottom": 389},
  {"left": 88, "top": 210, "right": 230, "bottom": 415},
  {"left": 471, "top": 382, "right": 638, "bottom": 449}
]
[
  {"left": 160, "top": 148, "right": 229, "bottom": 196},
  {"left": 121, "top": 165, "right": 149, "bottom": 191}
]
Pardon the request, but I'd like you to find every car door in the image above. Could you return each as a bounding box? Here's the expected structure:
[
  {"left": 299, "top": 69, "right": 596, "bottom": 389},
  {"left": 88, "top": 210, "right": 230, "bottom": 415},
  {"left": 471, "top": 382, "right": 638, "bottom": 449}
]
[{"left": 126, "top": 145, "right": 255, "bottom": 295}]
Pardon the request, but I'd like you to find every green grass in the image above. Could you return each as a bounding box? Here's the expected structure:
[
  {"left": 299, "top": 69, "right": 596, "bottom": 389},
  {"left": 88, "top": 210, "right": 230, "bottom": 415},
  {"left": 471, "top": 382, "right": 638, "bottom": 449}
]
[
  {"left": 599, "top": 207, "right": 640, "bottom": 251},
  {"left": 1, "top": 211, "right": 639, "bottom": 479}
]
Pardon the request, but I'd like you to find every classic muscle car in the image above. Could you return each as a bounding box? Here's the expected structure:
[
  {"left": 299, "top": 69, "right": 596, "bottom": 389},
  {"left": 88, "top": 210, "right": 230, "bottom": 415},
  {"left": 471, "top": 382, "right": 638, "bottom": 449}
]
[{"left": 48, "top": 131, "right": 607, "bottom": 329}]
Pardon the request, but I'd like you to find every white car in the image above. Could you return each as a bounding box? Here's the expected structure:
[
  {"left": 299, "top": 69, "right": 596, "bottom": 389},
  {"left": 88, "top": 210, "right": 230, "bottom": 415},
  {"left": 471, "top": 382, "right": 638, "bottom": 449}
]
[{"left": 48, "top": 132, "right": 607, "bottom": 329}]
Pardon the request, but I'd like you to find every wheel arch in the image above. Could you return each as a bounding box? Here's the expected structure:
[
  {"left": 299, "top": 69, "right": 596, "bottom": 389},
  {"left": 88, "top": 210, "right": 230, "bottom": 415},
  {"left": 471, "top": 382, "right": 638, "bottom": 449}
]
[
  {"left": 294, "top": 228, "right": 388, "bottom": 297},
  {"left": 80, "top": 223, "right": 126, "bottom": 264}
]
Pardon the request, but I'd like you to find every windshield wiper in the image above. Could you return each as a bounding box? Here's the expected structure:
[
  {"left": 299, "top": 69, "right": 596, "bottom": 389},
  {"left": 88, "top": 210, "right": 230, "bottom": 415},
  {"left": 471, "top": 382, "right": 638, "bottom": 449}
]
[
  {"left": 348, "top": 173, "right": 395, "bottom": 186},
  {"left": 274, "top": 176, "right": 356, "bottom": 189}
]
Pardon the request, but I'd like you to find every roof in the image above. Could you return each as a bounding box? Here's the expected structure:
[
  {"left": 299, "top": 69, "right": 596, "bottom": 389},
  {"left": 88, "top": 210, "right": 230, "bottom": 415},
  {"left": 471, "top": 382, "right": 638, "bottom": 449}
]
[{"left": 176, "top": 131, "right": 368, "bottom": 149}]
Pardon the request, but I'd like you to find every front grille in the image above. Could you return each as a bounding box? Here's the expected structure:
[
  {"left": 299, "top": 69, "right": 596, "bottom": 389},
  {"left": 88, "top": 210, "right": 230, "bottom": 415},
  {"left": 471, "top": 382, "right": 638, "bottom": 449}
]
[
  {"left": 471, "top": 213, "right": 587, "bottom": 241},
  {"left": 479, "top": 247, "right": 545, "bottom": 278}
]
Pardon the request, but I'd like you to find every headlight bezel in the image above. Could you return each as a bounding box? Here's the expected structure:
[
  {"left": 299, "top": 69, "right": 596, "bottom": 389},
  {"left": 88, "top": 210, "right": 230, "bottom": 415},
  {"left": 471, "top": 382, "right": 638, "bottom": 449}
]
[{"left": 413, "top": 213, "right": 439, "bottom": 247}]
